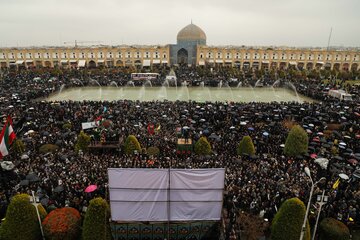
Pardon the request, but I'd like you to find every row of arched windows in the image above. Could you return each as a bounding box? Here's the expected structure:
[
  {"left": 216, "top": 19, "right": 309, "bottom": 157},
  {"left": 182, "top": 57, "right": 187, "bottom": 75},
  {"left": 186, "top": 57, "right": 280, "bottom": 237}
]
[{"left": 199, "top": 51, "right": 359, "bottom": 62}]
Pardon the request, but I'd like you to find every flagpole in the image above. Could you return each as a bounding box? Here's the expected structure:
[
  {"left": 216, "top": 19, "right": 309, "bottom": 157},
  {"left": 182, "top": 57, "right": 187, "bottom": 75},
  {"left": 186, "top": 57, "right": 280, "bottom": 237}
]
[{"left": 167, "top": 160, "right": 171, "bottom": 240}]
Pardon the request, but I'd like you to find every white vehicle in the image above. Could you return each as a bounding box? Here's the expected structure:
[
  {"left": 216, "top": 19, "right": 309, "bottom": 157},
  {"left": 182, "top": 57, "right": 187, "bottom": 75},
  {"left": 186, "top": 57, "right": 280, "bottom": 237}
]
[
  {"left": 131, "top": 73, "right": 159, "bottom": 81},
  {"left": 328, "top": 89, "right": 352, "bottom": 101}
]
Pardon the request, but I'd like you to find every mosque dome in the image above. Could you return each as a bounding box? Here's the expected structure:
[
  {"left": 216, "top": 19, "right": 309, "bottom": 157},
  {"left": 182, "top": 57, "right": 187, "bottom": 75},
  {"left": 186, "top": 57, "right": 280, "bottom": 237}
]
[{"left": 177, "top": 23, "right": 206, "bottom": 42}]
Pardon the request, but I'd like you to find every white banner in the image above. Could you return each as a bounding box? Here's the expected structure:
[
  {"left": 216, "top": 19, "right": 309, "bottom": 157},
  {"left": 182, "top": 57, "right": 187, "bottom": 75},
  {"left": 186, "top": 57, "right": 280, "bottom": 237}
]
[
  {"left": 108, "top": 168, "right": 225, "bottom": 222},
  {"left": 81, "top": 121, "right": 96, "bottom": 130}
]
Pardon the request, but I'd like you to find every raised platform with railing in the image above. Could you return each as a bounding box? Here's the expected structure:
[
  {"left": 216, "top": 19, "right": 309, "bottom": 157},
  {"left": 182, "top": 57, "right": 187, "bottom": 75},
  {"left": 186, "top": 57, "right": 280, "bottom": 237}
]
[{"left": 88, "top": 141, "right": 121, "bottom": 149}]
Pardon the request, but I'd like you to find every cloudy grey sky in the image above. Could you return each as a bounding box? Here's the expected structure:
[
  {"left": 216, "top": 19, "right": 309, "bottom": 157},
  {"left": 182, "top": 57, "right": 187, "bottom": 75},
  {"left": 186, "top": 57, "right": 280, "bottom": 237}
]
[{"left": 0, "top": 0, "right": 359, "bottom": 48}]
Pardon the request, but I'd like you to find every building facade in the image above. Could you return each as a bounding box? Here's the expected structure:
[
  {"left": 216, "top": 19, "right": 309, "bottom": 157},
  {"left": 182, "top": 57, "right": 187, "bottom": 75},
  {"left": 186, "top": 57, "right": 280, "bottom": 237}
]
[
  {"left": 0, "top": 23, "right": 359, "bottom": 71},
  {"left": 0, "top": 45, "right": 170, "bottom": 69},
  {"left": 197, "top": 45, "right": 359, "bottom": 71}
]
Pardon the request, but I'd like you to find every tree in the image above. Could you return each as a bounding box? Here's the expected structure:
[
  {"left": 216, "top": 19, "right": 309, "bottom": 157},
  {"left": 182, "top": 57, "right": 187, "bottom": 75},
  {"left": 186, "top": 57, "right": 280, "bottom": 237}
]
[
  {"left": 194, "top": 137, "right": 212, "bottom": 155},
  {"left": 319, "top": 218, "right": 350, "bottom": 240},
  {"left": 0, "top": 194, "right": 47, "bottom": 240},
  {"left": 237, "top": 136, "right": 255, "bottom": 156},
  {"left": 123, "top": 135, "right": 141, "bottom": 155},
  {"left": 82, "top": 197, "right": 113, "bottom": 240},
  {"left": 75, "top": 131, "right": 91, "bottom": 153},
  {"left": 271, "top": 198, "right": 310, "bottom": 240},
  {"left": 279, "top": 70, "right": 286, "bottom": 79},
  {"left": 12, "top": 139, "right": 25, "bottom": 155},
  {"left": 42, "top": 207, "right": 81, "bottom": 240},
  {"left": 284, "top": 125, "right": 308, "bottom": 157}
]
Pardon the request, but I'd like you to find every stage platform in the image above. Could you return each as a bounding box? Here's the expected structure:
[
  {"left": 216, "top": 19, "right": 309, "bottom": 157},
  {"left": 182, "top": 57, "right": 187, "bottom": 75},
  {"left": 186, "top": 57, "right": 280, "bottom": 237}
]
[
  {"left": 88, "top": 141, "right": 120, "bottom": 149},
  {"left": 177, "top": 138, "right": 193, "bottom": 153},
  {"left": 177, "top": 138, "right": 192, "bottom": 145}
]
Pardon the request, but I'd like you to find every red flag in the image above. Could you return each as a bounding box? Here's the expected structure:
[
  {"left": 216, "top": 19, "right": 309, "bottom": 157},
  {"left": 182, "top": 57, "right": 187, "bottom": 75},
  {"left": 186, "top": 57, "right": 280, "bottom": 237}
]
[{"left": 147, "top": 123, "right": 155, "bottom": 135}]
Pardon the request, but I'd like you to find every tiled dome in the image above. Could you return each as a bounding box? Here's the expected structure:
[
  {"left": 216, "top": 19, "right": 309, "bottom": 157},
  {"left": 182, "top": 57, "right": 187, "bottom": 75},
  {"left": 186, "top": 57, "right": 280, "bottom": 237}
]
[{"left": 177, "top": 23, "right": 206, "bottom": 42}]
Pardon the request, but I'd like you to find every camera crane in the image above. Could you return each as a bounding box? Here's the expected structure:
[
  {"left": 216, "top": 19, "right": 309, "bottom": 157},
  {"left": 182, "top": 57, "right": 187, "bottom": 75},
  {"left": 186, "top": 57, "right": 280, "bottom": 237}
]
[{"left": 63, "top": 40, "right": 103, "bottom": 48}]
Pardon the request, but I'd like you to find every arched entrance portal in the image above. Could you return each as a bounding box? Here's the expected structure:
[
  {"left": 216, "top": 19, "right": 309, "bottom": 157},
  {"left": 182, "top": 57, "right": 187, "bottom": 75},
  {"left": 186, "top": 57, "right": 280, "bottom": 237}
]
[
  {"left": 88, "top": 60, "right": 96, "bottom": 68},
  {"left": 177, "top": 48, "right": 188, "bottom": 65}
]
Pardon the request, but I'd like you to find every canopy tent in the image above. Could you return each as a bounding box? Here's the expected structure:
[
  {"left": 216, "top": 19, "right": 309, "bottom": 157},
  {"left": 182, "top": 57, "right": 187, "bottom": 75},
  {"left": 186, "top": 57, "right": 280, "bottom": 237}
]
[
  {"left": 78, "top": 60, "right": 86, "bottom": 67},
  {"left": 143, "top": 60, "right": 151, "bottom": 66}
]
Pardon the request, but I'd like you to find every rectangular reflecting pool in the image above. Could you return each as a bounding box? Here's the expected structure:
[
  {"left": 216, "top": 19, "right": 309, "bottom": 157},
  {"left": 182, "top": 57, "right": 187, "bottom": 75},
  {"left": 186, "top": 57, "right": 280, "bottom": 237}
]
[{"left": 45, "top": 86, "right": 314, "bottom": 103}]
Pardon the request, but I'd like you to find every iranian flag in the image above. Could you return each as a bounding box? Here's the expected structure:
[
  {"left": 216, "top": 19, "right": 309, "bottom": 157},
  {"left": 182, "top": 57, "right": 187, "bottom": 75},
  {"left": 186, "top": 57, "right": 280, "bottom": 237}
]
[
  {"left": 0, "top": 116, "right": 16, "bottom": 159},
  {"left": 95, "top": 115, "right": 103, "bottom": 126}
]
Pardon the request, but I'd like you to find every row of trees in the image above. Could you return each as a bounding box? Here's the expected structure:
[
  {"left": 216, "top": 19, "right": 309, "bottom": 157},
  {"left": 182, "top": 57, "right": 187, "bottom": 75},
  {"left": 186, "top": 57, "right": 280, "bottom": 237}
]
[
  {"left": 74, "top": 124, "right": 308, "bottom": 158},
  {"left": 12, "top": 116, "right": 308, "bottom": 158},
  {"left": 0, "top": 194, "right": 112, "bottom": 240},
  {"left": 11, "top": 124, "right": 306, "bottom": 159},
  {"left": 196, "top": 65, "right": 360, "bottom": 81},
  {"left": 1, "top": 195, "right": 349, "bottom": 239}
]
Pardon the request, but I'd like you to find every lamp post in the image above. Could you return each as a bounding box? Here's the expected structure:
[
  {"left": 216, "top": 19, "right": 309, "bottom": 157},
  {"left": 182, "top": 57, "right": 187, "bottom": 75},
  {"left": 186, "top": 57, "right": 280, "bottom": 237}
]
[
  {"left": 31, "top": 191, "right": 45, "bottom": 240},
  {"left": 299, "top": 167, "right": 326, "bottom": 240},
  {"left": 311, "top": 190, "right": 328, "bottom": 240}
]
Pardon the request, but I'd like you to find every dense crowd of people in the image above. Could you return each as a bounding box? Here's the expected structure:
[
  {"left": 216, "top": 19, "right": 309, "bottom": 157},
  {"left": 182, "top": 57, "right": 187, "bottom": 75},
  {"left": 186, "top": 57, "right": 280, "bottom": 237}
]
[{"left": 0, "top": 66, "right": 359, "bottom": 238}]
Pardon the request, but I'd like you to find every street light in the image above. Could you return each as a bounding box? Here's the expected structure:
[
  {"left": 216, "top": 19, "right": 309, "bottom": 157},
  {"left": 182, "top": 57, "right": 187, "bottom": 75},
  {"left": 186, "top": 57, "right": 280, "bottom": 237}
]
[
  {"left": 311, "top": 190, "right": 328, "bottom": 240},
  {"left": 30, "top": 191, "right": 45, "bottom": 240},
  {"left": 299, "top": 167, "right": 326, "bottom": 240}
]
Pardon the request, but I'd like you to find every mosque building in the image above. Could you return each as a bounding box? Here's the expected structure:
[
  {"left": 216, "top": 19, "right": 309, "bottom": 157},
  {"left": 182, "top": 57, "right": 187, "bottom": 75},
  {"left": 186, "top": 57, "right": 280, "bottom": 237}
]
[
  {"left": 0, "top": 23, "right": 359, "bottom": 71},
  {"left": 170, "top": 22, "right": 207, "bottom": 65}
]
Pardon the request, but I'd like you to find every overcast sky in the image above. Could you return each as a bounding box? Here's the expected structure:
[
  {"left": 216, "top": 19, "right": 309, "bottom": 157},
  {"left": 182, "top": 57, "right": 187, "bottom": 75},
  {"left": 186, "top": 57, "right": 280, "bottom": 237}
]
[{"left": 0, "top": 0, "right": 359, "bottom": 48}]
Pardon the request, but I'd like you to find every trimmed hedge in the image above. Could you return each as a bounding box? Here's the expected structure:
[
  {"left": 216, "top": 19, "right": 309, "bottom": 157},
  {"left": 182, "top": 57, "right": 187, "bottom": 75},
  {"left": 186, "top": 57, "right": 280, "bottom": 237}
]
[
  {"left": 12, "top": 139, "right": 26, "bottom": 154},
  {"left": 319, "top": 218, "right": 350, "bottom": 240},
  {"left": 101, "top": 120, "right": 112, "bottom": 128},
  {"left": 62, "top": 122, "right": 72, "bottom": 130},
  {"left": 0, "top": 193, "right": 47, "bottom": 240},
  {"left": 38, "top": 204, "right": 47, "bottom": 220},
  {"left": 124, "top": 135, "right": 141, "bottom": 155},
  {"left": 82, "top": 197, "right": 113, "bottom": 240},
  {"left": 147, "top": 146, "right": 160, "bottom": 156},
  {"left": 42, "top": 207, "right": 81, "bottom": 240},
  {"left": 284, "top": 125, "right": 308, "bottom": 157},
  {"left": 271, "top": 197, "right": 310, "bottom": 240},
  {"left": 194, "top": 137, "right": 212, "bottom": 156},
  {"left": 237, "top": 136, "right": 255, "bottom": 156},
  {"left": 39, "top": 144, "right": 59, "bottom": 154}
]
